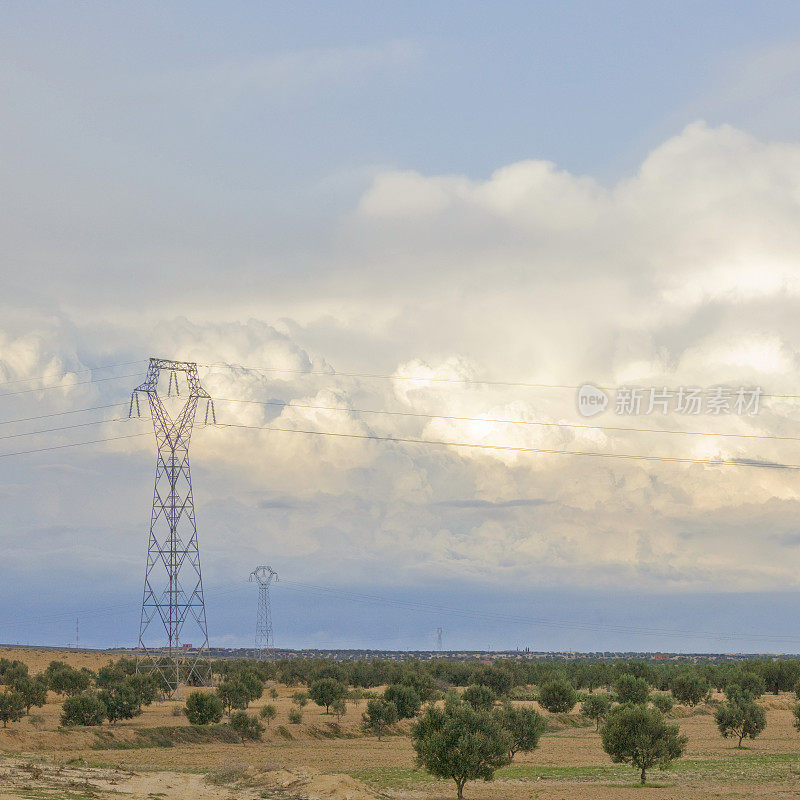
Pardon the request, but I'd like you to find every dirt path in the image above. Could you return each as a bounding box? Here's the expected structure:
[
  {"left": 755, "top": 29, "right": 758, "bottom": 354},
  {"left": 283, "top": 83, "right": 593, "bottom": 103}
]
[{"left": 0, "top": 755, "right": 382, "bottom": 800}]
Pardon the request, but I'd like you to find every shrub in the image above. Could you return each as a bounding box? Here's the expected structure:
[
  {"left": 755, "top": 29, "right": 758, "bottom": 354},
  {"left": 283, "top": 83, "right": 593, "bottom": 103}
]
[
  {"left": 309, "top": 678, "right": 347, "bottom": 714},
  {"left": 538, "top": 680, "right": 578, "bottom": 713},
  {"left": 462, "top": 684, "right": 497, "bottom": 712},
  {"left": 332, "top": 697, "right": 347, "bottom": 721},
  {"left": 362, "top": 698, "right": 398, "bottom": 740},
  {"left": 288, "top": 707, "right": 303, "bottom": 724},
  {"left": 292, "top": 690, "right": 308, "bottom": 707},
  {"left": 184, "top": 691, "right": 223, "bottom": 725},
  {"left": 581, "top": 692, "right": 613, "bottom": 730},
  {"left": 412, "top": 700, "right": 512, "bottom": 799},
  {"left": 230, "top": 711, "right": 264, "bottom": 741},
  {"left": 0, "top": 691, "right": 25, "bottom": 728},
  {"left": 384, "top": 684, "right": 421, "bottom": 719},
  {"left": 601, "top": 704, "right": 686, "bottom": 785},
  {"left": 615, "top": 675, "right": 650, "bottom": 705},
  {"left": 61, "top": 693, "right": 107, "bottom": 727},
  {"left": 260, "top": 703, "right": 277, "bottom": 725},
  {"left": 269, "top": 687, "right": 279, "bottom": 699},
  {"left": 651, "top": 693, "right": 674, "bottom": 714}
]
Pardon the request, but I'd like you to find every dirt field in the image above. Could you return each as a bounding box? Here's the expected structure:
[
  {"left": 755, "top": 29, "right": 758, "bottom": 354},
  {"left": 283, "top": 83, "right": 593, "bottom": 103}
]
[{"left": 2, "top": 648, "right": 800, "bottom": 799}]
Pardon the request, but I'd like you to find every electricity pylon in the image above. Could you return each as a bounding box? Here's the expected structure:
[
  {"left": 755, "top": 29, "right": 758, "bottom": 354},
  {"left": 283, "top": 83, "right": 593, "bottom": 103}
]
[
  {"left": 250, "top": 565, "right": 278, "bottom": 658},
  {"left": 130, "top": 358, "right": 216, "bottom": 698},
  {"left": 435, "top": 627, "right": 443, "bottom": 652}
]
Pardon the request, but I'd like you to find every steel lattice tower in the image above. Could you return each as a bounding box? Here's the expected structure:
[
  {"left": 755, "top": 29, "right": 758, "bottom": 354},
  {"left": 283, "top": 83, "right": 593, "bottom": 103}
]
[
  {"left": 130, "top": 358, "right": 216, "bottom": 697},
  {"left": 250, "top": 565, "right": 278, "bottom": 658},
  {"left": 435, "top": 627, "right": 443, "bottom": 652}
]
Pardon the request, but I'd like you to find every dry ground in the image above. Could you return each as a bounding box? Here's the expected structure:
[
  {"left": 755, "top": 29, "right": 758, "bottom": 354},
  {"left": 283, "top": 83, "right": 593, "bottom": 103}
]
[{"left": 2, "top": 648, "right": 800, "bottom": 799}]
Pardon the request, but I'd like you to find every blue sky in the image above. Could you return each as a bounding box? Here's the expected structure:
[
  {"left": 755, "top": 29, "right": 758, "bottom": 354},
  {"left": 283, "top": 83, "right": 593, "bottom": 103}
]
[{"left": 4, "top": 3, "right": 800, "bottom": 652}]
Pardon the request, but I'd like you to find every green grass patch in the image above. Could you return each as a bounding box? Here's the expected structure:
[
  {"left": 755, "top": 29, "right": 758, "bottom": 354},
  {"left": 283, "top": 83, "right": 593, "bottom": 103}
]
[
  {"left": 91, "top": 724, "right": 240, "bottom": 750},
  {"left": 275, "top": 724, "right": 293, "bottom": 739},
  {"left": 350, "top": 752, "right": 800, "bottom": 791},
  {"left": 347, "top": 767, "right": 434, "bottom": 790}
]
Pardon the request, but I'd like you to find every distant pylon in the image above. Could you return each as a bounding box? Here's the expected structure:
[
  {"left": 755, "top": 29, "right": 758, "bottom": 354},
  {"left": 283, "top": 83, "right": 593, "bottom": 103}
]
[
  {"left": 130, "top": 358, "right": 216, "bottom": 698},
  {"left": 250, "top": 566, "right": 278, "bottom": 658},
  {"left": 435, "top": 627, "right": 443, "bottom": 651}
]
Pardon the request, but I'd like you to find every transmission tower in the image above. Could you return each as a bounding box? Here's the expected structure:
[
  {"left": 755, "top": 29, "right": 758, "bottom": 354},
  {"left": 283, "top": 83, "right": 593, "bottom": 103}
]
[
  {"left": 435, "top": 627, "right": 443, "bottom": 652},
  {"left": 250, "top": 565, "right": 278, "bottom": 658},
  {"left": 130, "top": 358, "right": 216, "bottom": 698}
]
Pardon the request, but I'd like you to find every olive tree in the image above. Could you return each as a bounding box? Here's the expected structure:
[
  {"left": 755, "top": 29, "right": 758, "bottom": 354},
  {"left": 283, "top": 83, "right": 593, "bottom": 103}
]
[
  {"left": 0, "top": 691, "right": 24, "bottom": 728},
  {"left": 98, "top": 682, "right": 141, "bottom": 725},
  {"left": 184, "top": 691, "right": 223, "bottom": 725},
  {"left": 538, "top": 680, "right": 577, "bottom": 713},
  {"left": 12, "top": 676, "right": 48, "bottom": 715},
  {"left": 462, "top": 684, "right": 496, "bottom": 712},
  {"left": 384, "top": 684, "right": 421, "bottom": 719},
  {"left": 600, "top": 704, "right": 686, "bottom": 785},
  {"left": 670, "top": 672, "right": 710, "bottom": 707},
  {"left": 61, "top": 693, "right": 107, "bottom": 727},
  {"left": 715, "top": 690, "right": 766, "bottom": 748},
  {"left": 309, "top": 678, "right": 347, "bottom": 714},
  {"left": 412, "top": 700, "right": 512, "bottom": 799},
  {"left": 615, "top": 675, "right": 650, "bottom": 705},
  {"left": 362, "top": 698, "right": 398, "bottom": 740},
  {"left": 217, "top": 681, "right": 250, "bottom": 715},
  {"left": 230, "top": 710, "right": 264, "bottom": 742},
  {"left": 260, "top": 703, "right": 277, "bottom": 725},
  {"left": 496, "top": 704, "right": 546, "bottom": 760},
  {"left": 582, "top": 692, "right": 613, "bottom": 730}
]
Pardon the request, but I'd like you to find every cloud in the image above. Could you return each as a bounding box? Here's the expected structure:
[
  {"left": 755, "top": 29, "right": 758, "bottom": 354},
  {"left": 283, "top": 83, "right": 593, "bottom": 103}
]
[{"left": 5, "top": 122, "right": 800, "bottom": 644}]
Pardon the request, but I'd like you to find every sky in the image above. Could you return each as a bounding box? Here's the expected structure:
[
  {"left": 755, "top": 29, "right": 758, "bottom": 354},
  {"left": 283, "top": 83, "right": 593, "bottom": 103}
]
[{"left": 4, "top": 2, "right": 800, "bottom": 652}]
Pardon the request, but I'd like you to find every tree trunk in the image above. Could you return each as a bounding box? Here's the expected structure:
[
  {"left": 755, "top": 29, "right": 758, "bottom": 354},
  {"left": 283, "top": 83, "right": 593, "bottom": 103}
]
[
  {"left": 640, "top": 767, "right": 646, "bottom": 785},
  {"left": 456, "top": 779, "right": 465, "bottom": 798},
  {"left": 738, "top": 732, "right": 744, "bottom": 748}
]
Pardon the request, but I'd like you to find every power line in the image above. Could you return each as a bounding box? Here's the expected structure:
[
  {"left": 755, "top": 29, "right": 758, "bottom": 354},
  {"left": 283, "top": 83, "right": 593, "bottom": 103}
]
[
  {"left": 202, "top": 361, "right": 800, "bottom": 400},
  {"left": 206, "top": 420, "right": 800, "bottom": 471},
  {"left": 0, "top": 417, "right": 141, "bottom": 443},
  {"left": 0, "top": 403, "right": 126, "bottom": 427},
  {"left": 0, "top": 407, "right": 792, "bottom": 471},
  {"left": 212, "top": 396, "right": 800, "bottom": 443},
  {"left": 0, "top": 372, "right": 143, "bottom": 399},
  {"left": 0, "top": 359, "right": 147, "bottom": 388},
  {"left": 0, "top": 432, "right": 150, "bottom": 459}
]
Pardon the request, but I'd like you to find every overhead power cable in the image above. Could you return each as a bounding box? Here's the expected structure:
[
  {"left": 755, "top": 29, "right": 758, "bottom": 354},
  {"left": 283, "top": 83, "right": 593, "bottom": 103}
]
[
  {"left": 0, "top": 432, "right": 150, "bottom": 459},
  {"left": 0, "top": 417, "right": 140, "bottom": 443},
  {"left": 0, "top": 403, "right": 126, "bottom": 427},
  {"left": 202, "top": 361, "right": 800, "bottom": 400},
  {"left": 204, "top": 420, "right": 800, "bottom": 471},
  {"left": 212, "top": 396, "right": 800, "bottom": 443},
  {"left": 0, "top": 372, "right": 143, "bottom": 399},
  {"left": 0, "top": 359, "right": 147, "bottom": 388}
]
